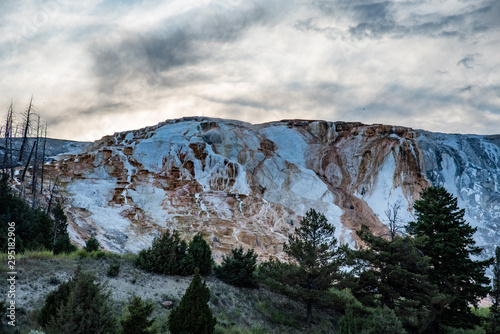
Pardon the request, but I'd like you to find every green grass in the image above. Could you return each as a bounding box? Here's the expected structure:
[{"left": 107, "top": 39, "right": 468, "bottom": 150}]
[
  {"left": 472, "top": 307, "right": 490, "bottom": 318},
  {"left": 0, "top": 249, "right": 127, "bottom": 264}
]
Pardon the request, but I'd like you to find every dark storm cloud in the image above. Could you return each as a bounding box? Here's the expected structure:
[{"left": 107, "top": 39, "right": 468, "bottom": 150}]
[
  {"left": 91, "top": 3, "right": 272, "bottom": 94},
  {"left": 457, "top": 54, "right": 480, "bottom": 68},
  {"left": 305, "top": 0, "right": 498, "bottom": 40}
]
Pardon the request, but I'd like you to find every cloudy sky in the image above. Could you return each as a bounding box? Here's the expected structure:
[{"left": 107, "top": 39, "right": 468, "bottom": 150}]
[{"left": 1, "top": 0, "right": 499, "bottom": 141}]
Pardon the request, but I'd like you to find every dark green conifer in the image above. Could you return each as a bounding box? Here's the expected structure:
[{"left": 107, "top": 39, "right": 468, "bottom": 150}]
[
  {"left": 46, "top": 267, "right": 118, "bottom": 334},
  {"left": 121, "top": 296, "right": 156, "bottom": 334},
  {"left": 38, "top": 280, "right": 73, "bottom": 329},
  {"left": 135, "top": 230, "right": 188, "bottom": 275},
  {"left": 349, "top": 225, "right": 438, "bottom": 332},
  {"left": 168, "top": 268, "right": 216, "bottom": 334},
  {"left": 84, "top": 236, "right": 101, "bottom": 252},
  {"left": 52, "top": 203, "right": 76, "bottom": 254},
  {"left": 184, "top": 232, "right": 213, "bottom": 276},
  {"left": 260, "top": 208, "right": 345, "bottom": 325},
  {"left": 215, "top": 246, "right": 258, "bottom": 288},
  {"left": 491, "top": 246, "right": 500, "bottom": 334},
  {"left": 407, "top": 186, "right": 492, "bottom": 331}
]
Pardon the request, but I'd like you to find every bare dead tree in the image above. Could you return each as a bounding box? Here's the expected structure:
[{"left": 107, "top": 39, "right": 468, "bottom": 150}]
[
  {"left": 2, "top": 102, "right": 14, "bottom": 175},
  {"left": 18, "top": 96, "right": 33, "bottom": 162},
  {"left": 21, "top": 140, "right": 36, "bottom": 183},
  {"left": 47, "top": 176, "right": 59, "bottom": 214},
  {"left": 40, "top": 122, "right": 47, "bottom": 194},
  {"left": 32, "top": 115, "right": 40, "bottom": 192},
  {"left": 384, "top": 200, "right": 405, "bottom": 241},
  {"left": 31, "top": 115, "right": 41, "bottom": 208}
]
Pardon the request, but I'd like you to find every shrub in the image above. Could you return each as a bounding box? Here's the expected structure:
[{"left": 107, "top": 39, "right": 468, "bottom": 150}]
[
  {"left": 168, "top": 268, "right": 216, "bottom": 334},
  {"left": 184, "top": 233, "right": 213, "bottom": 276},
  {"left": 135, "top": 230, "right": 189, "bottom": 275},
  {"left": 92, "top": 250, "right": 107, "bottom": 259},
  {"left": 120, "top": 296, "right": 156, "bottom": 334},
  {"left": 76, "top": 249, "right": 88, "bottom": 259},
  {"left": 53, "top": 233, "right": 77, "bottom": 255},
  {"left": 44, "top": 267, "right": 118, "bottom": 334},
  {"left": 38, "top": 281, "right": 73, "bottom": 329},
  {"left": 215, "top": 247, "right": 257, "bottom": 288},
  {"left": 83, "top": 237, "right": 101, "bottom": 252},
  {"left": 362, "top": 307, "right": 407, "bottom": 334},
  {"left": 107, "top": 262, "right": 121, "bottom": 278}
]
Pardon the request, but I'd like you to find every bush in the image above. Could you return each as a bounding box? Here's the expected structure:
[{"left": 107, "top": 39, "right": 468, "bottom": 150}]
[
  {"left": 107, "top": 261, "right": 121, "bottom": 277},
  {"left": 120, "top": 296, "right": 156, "bottom": 334},
  {"left": 44, "top": 267, "right": 118, "bottom": 334},
  {"left": 38, "top": 280, "right": 72, "bottom": 329},
  {"left": 76, "top": 249, "right": 88, "bottom": 259},
  {"left": 84, "top": 237, "right": 101, "bottom": 252},
  {"left": 91, "top": 250, "right": 107, "bottom": 259},
  {"left": 168, "top": 268, "right": 216, "bottom": 334},
  {"left": 362, "top": 307, "right": 407, "bottom": 334},
  {"left": 53, "top": 233, "right": 77, "bottom": 255},
  {"left": 185, "top": 233, "right": 213, "bottom": 276},
  {"left": 135, "top": 230, "right": 189, "bottom": 275},
  {"left": 215, "top": 247, "right": 257, "bottom": 288}
]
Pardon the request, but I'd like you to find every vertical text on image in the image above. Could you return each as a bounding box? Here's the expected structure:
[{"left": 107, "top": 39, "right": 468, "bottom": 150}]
[{"left": 6, "top": 221, "right": 17, "bottom": 327}]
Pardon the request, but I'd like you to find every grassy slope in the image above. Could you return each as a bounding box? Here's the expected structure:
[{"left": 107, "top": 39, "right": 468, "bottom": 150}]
[{"left": 0, "top": 252, "right": 339, "bottom": 334}]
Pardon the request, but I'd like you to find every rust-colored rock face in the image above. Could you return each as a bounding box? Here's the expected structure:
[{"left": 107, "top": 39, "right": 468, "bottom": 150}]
[{"left": 31, "top": 117, "right": 500, "bottom": 262}]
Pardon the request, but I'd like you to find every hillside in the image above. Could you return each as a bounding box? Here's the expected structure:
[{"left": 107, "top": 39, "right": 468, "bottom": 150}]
[{"left": 14, "top": 117, "right": 500, "bottom": 262}]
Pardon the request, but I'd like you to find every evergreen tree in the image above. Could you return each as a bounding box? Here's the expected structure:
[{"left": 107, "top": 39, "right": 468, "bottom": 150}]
[
  {"left": 215, "top": 246, "right": 258, "bottom": 288},
  {"left": 46, "top": 267, "right": 118, "bottom": 334},
  {"left": 52, "top": 203, "right": 76, "bottom": 254},
  {"left": 168, "top": 268, "right": 216, "bottom": 334},
  {"left": 135, "top": 230, "right": 189, "bottom": 275},
  {"left": 33, "top": 210, "right": 54, "bottom": 250},
  {"left": 363, "top": 307, "right": 407, "bottom": 334},
  {"left": 260, "top": 208, "right": 345, "bottom": 325},
  {"left": 349, "top": 225, "right": 439, "bottom": 332},
  {"left": 491, "top": 246, "right": 500, "bottom": 334},
  {"left": 184, "top": 233, "right": 213, "bottom": 276},
  {"left": 84, "top": 236, "right": 101, "bottom": 252},
  {"left": 121, "top": 296, "right": 156, "bottom": 334},
  {"left": 407, "top": 186, "right": 492, "bottom": 331},
  {"left": 38, "top": 281, "right": 73, "bottom": 329}
]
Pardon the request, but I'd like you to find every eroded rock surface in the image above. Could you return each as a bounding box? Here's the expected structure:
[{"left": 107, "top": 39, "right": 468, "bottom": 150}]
[{"left": 34, "top": 117, "right": 500, "bottom": 262}]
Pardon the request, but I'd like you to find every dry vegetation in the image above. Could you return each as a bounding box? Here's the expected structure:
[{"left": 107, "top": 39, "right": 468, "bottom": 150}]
[{"left": 0, "top": 252, "right": 339, "bottom": 334}]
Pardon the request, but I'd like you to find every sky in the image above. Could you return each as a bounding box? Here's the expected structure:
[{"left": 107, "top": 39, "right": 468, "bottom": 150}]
[{"left": 0, "top": 0, "right": 499, "bottom": 141}]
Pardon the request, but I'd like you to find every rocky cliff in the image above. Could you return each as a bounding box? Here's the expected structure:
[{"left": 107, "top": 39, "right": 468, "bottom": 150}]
[{"left": 31, "top": 118, "right": 500, "bottom": 261}]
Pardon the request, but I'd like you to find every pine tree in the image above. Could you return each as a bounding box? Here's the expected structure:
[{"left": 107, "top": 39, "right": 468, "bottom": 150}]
[
  {"left": 184, "top": 233, "right": 213, "bottom": 276},
  {"left": 215, "top": 246, "right": 258, "bottom": 288},
  {"left": 121, "top": 296, "right": 156, "bottom": 334},
  {"left": 46, "top": 267, "right": 118, "bottom": 334},
  {"left": 38, "top": 281, "right": 72, "bottom": 329},
  {"left": 260, "top": 208, "right": 345, "bottom": 325},
  {"left": 407, "top": 186, "right": 492, "bottom": 331},
  {"left": 491, "top": 246, "right": 500, "bottom": 334},
  {"left": 135, "top": 230, "right": 189, "bottom": 275},
  {"left": 84, "top": 236, "right": 101, "bottom": 252},
  {"left": 349, "top": 225, "right": 439, "bottom": 332},
  {"left": 168, "top": 267, "right": 216, "bottom": 334},
  {"left": 52, "top": 204, "right": 76, "bottom": 254}
]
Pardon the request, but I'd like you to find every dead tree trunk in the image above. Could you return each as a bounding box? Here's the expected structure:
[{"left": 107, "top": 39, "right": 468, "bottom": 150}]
[
  {"left": 31, "top": 116, "right": 40, "bottom": 208},
  {"left": 47, "top": 177, "right": 59, "bottom": 214},
  {"left": 32, "top": 115, "right": 40, "bottom": 193},
  {"left": 40, "top": 123, "right": 47, "bottom": 194},
  {"left": 18, "top": 96, "right": 33, "bottom": 162},
  {"left": 3, "top": 103, "right": 13, "bottom": 174},
  {"left": 21, "top": 140, "right": 36, "bottom": 183}
]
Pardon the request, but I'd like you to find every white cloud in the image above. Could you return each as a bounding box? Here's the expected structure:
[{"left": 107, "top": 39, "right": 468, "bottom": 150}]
[{"left": 0, "top": 0, "right": 499, "bottom": 140}]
